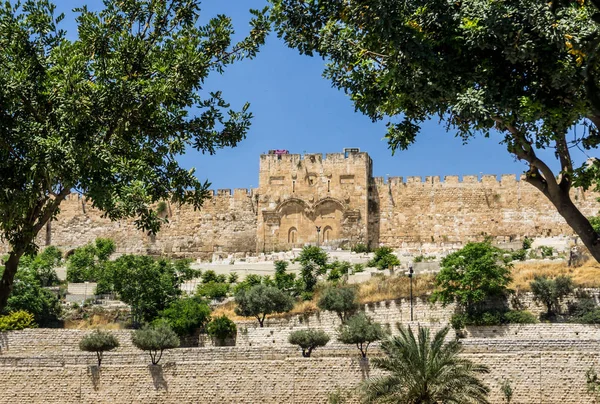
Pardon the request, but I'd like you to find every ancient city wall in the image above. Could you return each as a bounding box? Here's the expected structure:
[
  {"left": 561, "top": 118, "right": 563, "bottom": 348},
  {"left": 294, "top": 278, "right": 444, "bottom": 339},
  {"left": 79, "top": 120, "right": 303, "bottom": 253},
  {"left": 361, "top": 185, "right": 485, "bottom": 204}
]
[
  {"left": 372, "top": 174, "right": 600, "bottom": 247},
  {"left": 33, "top": 190, "right": 257, "bottom": 260}
]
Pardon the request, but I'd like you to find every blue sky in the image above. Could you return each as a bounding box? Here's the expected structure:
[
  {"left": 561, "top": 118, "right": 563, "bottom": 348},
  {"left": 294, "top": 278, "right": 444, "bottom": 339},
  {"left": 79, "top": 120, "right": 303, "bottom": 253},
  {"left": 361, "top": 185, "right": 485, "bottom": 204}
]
[{"left": 55, "top": 1, "right": 591, "bottom": 190}]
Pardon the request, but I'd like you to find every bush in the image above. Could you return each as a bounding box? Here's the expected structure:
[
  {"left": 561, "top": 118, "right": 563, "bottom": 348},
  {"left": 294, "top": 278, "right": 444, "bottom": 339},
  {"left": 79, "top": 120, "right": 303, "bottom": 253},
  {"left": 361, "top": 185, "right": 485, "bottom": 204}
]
[
  {"left": 274, "top": 260, "right": 296, "bottom": 292},
  {"left": 79, "top": 329, "right": 120, "bottom": 367},
  {"left": 570, "top": 298, "right": 600, "bottom": 324},
  {"left": 352, "top": 263, "right": 365, "bottom": 274},
  {"left": 522, "top": 237, "right": 533, "bottom": 250},
  {"left": 156, "top": 297, "right": 211, "bottom": 337},
  {"left": 530, "top": 275, "right": 574, "bottom": 317},
  {"left": 351, "top": 244, "right": 369, "bottom": 253},
  {"left": 196, "top": 281, "right": 230, "bottom": 301},
  {"left": 235, "top": 284, "right": 294, "bottom": 327},
  {"left": 201, "top": 270, "right": 219, "bottom": 284},
  {"left": 510, "top": 249, "right": 527, "bottom": 261},
  {"left": 327, "top": 260, "right": 351, "bottom": 283},
  {"left": 228, "top": 272, "right": 239, "bottom": 284},
  {"left": 297, "top": 246, "right": 329, "bottom": 292},
  {"left": 0, "top": 310, "right": 36, "bottom": 331},
  {"left": 431, "top": 242, "right": 512, "bottom": 311},
  {"left": 367, "top": 247, "right": 400, "bottom": 270},
  {"left": 503, "top": 310, "right": 538, "bottom": 324},
  {"left": 67, "top": 238, "right": 115, "bottom": 282},
  {"left": 207, "top": 315, "right": 237, "bottom": 342},
  {"left": 317, "top": 285, "right": 358, "bottom": 322},
  {"left": 288, "top": 329, "right": 330, "bottom": 357},
  {"left": 233, "top": 274, "right": 264, "bottom": 293},
  {"left": 337, "top": 312, "right": 384, "bottom": 358},
  {"left": 540, "top": 245, "right": 554, "bottom": 257},
  {"left": 131, "top": 322, "right": 180, "bottom": 365}
]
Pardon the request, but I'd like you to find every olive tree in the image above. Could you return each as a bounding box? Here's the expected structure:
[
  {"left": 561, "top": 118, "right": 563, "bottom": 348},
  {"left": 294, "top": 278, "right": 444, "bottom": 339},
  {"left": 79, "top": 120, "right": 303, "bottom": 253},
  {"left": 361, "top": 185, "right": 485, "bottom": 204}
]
[
  {"left": 317, "top": 285, "right": 359, "bottom": 323},
  {"left": 272, "top": 0, "right": 600, "bottom": 262},
  {"left": 79, "top": 329, "right": 120, "bottom": 367},
  {"left": 235, "top": 284, "right": 294, "bottom": 327},
  {"left": 131, "top": 322, "right": 180, "bottom": 365},
  {"left": 0, "top": 0, "right": 269, "bottom": 312},
  {"left": 338, "top": 312, "right": 385, "bottom": 358},
  {"left": 288, "top": 329, "right": 330, "bottom": 357},
  {"left": 530, "top": 275, "right": 575, "bottom": 317}
]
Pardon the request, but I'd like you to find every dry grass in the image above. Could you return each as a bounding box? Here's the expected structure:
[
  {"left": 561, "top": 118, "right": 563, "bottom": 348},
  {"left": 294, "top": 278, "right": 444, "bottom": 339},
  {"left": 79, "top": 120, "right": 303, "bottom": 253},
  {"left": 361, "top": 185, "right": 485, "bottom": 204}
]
[
  {"left": 510, "top": 260, "right": 600, "bottom": 291},
  {"left": 356, "top": 274, "right": 436, "bottom": 304},
  {"left": 64, "top": 313, "right": 125, "bottom": 330}
]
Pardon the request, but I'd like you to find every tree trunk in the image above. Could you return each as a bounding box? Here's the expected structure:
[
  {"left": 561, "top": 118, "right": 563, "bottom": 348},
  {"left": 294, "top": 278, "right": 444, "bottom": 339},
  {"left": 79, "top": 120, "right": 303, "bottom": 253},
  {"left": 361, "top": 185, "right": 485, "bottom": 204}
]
[
  {"left": 545, "top": 188, "right": 600, "bottom": 263},
  {"left": 0, "top": 249, "right": 25, "bottom": 313}
]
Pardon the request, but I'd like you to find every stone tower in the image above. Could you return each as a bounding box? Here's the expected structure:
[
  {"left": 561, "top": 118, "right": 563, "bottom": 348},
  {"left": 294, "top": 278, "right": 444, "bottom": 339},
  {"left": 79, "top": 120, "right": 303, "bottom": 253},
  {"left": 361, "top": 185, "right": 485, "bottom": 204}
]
[{"left": 256, "top": 151, "right": 372, "bottom": 252}]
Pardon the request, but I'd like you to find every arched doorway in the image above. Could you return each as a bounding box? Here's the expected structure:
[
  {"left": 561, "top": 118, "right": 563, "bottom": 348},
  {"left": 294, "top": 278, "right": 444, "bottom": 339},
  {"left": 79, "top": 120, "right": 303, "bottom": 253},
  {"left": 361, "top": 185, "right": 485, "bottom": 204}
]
[{"left": 323, "top": 226, "right": 333, "bottom": 243}]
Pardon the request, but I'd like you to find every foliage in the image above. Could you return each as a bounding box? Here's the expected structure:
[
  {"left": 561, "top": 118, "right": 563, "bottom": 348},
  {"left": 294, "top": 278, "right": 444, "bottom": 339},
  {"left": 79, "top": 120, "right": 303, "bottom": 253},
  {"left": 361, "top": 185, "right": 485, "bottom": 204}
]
[
  {"left": 327, "top": 260, "right": 351, "bottom": 283},
  {"left": 510, "top": 249, "right": 527, "bottom": 262},
  {"left": 522, "top": 238, "right": 534, "bottom": 250},
  {"left": 432, "top": 242, "right": 512, "bottom": 310},
  {"left": 288, "top": 329, "right": 330, "bottom": 357},
  {"left": 587, "top": 367, "right": 600, "bottom": 403},
  {"left": 156, "top": 297, "right": 211, "bottom": 337},
  {"left": 361, "top": 325, "right": 490, "bottom": 403},
  {"left": 317, "top": 285, "right": 358, "bottom": 322},
  {"left": 0, "top": 310, "right": 36, "bottom": 331},
  {"left": 569, "top": 297, "right": 600, "bottom": 324},
  {"left": 451, "top": 310, "right": 537, "bottom": 330},
  {"left": 228, "top": 272, "right": 239, "bottom": 284},
  {"left": 0, "top": 0, "right": 269, "bottom": 312},
  {"left": 19, "top": 246, "right": 62, "bottom": 287},
  {"left": 196, "top": 281, "right": 230, "bottom": 302},
  {"left": 500, "top": 380, "right": 514, "bottom": 404},
  {"left": 79, "top": 329, "right": 120, "bottom": 367},
  {"left": 367, "top": 247, "right": 400, "bottom": 270},
  {"left": 530, "top": 275, "right": 574, "bottom": 316},
  {"left": 352, "top": 263, "right": 364, "bottom": 274},
  {"left": 66, "top": 238, "right": 116, "bottom": 283},
  {"left": 274, "top": 260, "right": 296, "bottom": 292},
  {"left": 235, "top": 284, "right": 294, "bottom": 327},
  {"left": 297, "top": 246, "right": 329, "bottom": 292},
  {"left": 351, "top": 244, "right": 369, "bottom": 254},
  {"left": 540, "top": 246, "right": 555, "bottom": 258},
  {"left": 271, "top": 0, "right": 600, "bottom": 263},
  {"left": 131, "top": 321, "right": 180, "bottom": 365},
  {"left": 337, "top": 312, "right": 384, "bottom": 358},
  {"left": 98, "top": 255, "right": 197, "bottom": 324},
  {"left": 414, "top": 255, "right": 436, "bottom": 263},
  {"left": 1, "top": 266, "right": 61, "bottom": 326},
  {"left": 206, "top": 315, "right": 237, "bottom": 342},
  {"left": 233, "top": 274, "right": 265, "bottom": 294}
]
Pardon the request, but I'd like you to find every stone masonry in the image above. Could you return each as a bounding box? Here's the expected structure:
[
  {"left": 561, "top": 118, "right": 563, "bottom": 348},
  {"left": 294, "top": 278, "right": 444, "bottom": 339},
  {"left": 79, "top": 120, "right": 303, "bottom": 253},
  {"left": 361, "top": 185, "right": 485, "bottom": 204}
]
[{"left": 13, "top": 150, "right": 600, "bottom": 259}]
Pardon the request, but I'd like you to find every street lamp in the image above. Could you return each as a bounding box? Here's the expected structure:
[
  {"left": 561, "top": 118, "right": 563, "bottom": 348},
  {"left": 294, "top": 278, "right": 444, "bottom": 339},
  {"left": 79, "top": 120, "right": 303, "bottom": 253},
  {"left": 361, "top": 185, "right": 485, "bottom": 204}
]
[
  {"left": 408, "top": 264, "right": 414, "bottom": 321},
  {"left": 315, "top": 226, "right": 321, "bottom": 247}
]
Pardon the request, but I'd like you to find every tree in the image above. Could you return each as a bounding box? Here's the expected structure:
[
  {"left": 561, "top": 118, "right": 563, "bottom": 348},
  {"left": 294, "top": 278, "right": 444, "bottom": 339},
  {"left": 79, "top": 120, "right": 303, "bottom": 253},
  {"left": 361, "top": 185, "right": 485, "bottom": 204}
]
[
  {"left": 367, "top": 247, "right": 400, "bottom": 271},
  {"left": 271, "top": 0, "right": 600, "bottom": 262},
  {"left": 206, "top": 315, "right": 237, "bottom": 344},
  {"left": 288, "top": 329, "right": 330, "bottom": 357},
  {"left": 317, "top": 285, "right": 359, "bottom": 323},
  {"left": 234, "top": 284, "right": 294, "bottom": 327},
  {"left": 67, "top": 238, "right": 116, "bottom": 282},
  {"left": 0, "top": 0, "right": 269, "bottom": 312},
  {"left": 19, "top": 246, "right": 62, "bottom": 287},
  {"left": 361, "top": 326, "right": 490, "bottom": 403},
  {"left": 1, "top": 266, "right": 61, "bottom": 326},
  {"left": 156, "top": 296, "right": 211, "bottom": 337},
  {"left": 79, "top": 329, "right": 120, "bottom": 367},
  {"left": 296, "top": 246, "right": 328, "bottom": 293},
  {"left": 337, "top": 312, "right": 384, "bottom": 358},
  {"left": 274, "top": 260, "right": 296, "bottom": 292},
  {"left": 131, "top": 322, "right": 180, "bottom": 365},
  {"left": 98, "top": 255, "right": 198, "bottom": 324},
  {"left": 530, "top": 275, "right": 575, "bottom": 317},
  {"left": 196, "top": 281, "right": 230, "bottom": 301},
  {"left": 0, "top": 310, "right": 36, "bottom": 331},
  {"left": 431, "top": 242, "right": 512, "bottom": 311}
]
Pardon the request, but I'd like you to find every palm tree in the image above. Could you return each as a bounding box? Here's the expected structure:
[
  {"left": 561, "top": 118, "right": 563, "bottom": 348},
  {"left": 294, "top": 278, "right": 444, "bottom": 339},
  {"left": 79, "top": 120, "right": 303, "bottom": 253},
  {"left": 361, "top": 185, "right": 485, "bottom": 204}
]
[{"left": 361, "top": 325, "right": 490, "bottom": 404}]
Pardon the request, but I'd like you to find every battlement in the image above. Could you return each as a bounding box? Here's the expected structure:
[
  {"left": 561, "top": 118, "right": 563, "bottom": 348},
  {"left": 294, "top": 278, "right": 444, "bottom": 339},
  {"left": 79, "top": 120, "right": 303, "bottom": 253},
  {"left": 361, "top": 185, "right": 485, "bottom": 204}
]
[
  {"left": 260, "top": 151, "right": 370, "bottom": 164},
  {"left": 207, "top": 188, "right": 254, "bottom": 198},
  {"left": 371, "top": 174, "right": 523, "bottom": 187}
]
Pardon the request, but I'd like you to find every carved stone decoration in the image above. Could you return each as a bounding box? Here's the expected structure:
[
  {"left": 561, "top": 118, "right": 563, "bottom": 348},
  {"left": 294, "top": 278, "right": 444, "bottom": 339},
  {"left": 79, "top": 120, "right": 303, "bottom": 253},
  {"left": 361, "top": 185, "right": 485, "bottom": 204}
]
[
  {"left": 262, "top": 211, "right": 281, "bottom": 226},
  {"left": 343, "top": 210, "right": 360, "bottom": 222}
]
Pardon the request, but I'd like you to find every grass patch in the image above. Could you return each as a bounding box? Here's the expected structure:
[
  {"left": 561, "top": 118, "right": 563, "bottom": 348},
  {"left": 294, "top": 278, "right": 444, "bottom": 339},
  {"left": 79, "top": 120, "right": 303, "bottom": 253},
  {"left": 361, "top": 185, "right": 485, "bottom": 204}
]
[
  {"left": 510, "top": 261, "right": 600, "bottom": 291},
  {"left": 357, "top": 274, "right": 436, "bottom": 304}
]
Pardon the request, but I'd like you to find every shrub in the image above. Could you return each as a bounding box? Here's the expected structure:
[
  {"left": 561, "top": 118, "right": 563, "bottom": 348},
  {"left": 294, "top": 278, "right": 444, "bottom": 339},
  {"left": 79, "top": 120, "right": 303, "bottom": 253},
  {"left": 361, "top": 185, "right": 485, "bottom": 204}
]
[
  {"left": 327, "top": 260, "right": 351, "bottom": 283},
  {"left": 156, "top": 297, "right": 211, "bottom": 336},
  {"left": 79, "top": 329, "right": 120, "bottom": 367},
  {"left": 233, "top": 274, "right": 264, "bottom": 293},
  {"left": 530, "top": 275, "right": 574, "bottom": 317},
  {"left": 522, "top": 237, "right": 533, "bottom": 250},
  {"left": 67, "top": 238, "right": 115, "bottom": 282},
  {"left": 503, "top": 310, "right": 538, "bottom": 324},
  {"left": 431, "top": 242, "right": 512, "bottom": 311},
  {"left": 337, "top": 312, "right": 384, "bottom": 358},
  {"left": 274, "top": 260, "right": 296, "bottom": 292},
  {"left": 510, "top": 249, "right": 527, "bottom": 261},
  {"left": 131, "top": 322, "right": 180, "bottom": 365},
  {"left": 228, "top": 272, "right": 239, "bottom": 284},
  {"left": 351, "top": 244, "right": 369, "bottom": 253},
  {"left": 196, "top": 281, "right": 230, "bottom": 301},
  {"left": 297, "top": 246, "right": 329, "bottom": 292},
  {"left": 317, "top": 285, "right": 359, "bottom": 322},
  {"left": 235, "top": 284, "right": 294, "bottom": 327},
  {"left": 540, "top": 245, "right": 554, "bottom": 257},
  {"left": 207, "top": 315, "right": 237, "bottom": 342},
  {"left": 0, "top": 310, "right": 36, "bottom": 331},
  {"left": 352, "top": 263, "right": 365, "bottom": 274},
  {"left": 367, "top": 247, "right": 400, "bottom": 270},
  {"left": 201, "top": 270, "right": 219, "bottom": 284},
  {"left": 288, "top": 329, "right": 330, "bottom": 357}
]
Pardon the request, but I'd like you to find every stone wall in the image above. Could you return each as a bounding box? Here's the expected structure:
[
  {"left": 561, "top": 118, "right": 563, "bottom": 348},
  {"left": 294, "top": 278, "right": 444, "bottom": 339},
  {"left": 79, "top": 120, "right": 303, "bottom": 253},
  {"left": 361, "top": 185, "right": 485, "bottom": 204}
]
[{"left": 0, "top": 350, "right": 600, "bottom": 403}]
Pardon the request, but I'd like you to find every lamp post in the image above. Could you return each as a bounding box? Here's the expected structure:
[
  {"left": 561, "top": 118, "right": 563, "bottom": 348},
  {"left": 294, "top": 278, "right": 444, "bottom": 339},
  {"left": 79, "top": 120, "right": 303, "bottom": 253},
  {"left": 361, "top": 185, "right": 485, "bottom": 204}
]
[
  {"left": 316, "top": 226, "right": 321, "bottom": 247},
  {"left": 408, "top": 264, "right": 414, "bottom": 321}
]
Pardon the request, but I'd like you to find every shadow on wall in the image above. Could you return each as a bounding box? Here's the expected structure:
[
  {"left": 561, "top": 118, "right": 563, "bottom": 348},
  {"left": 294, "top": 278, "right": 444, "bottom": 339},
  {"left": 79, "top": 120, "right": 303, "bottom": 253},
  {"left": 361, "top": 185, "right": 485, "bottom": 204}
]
[
  {"left": 358, "top": 357, "right": 371, "bottom": 381},
  {"left": 150, "top": 363, "right": 170, "bottom": 391},
  {"left": 0, "top": 332, "right": 8, "bottom": 354},
  {"left": 88, "top": 365, "right": 101, "bottom": 391}
]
